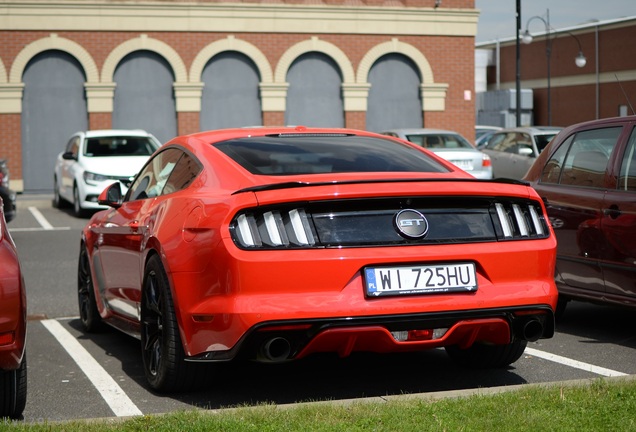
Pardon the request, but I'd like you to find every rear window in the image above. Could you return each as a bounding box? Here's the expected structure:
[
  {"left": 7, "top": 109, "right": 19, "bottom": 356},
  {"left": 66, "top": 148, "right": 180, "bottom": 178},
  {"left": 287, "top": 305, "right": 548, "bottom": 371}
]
[
  {"left": 405, "top": 133, "right": 473, "bottom": 149},
  {"left": 84, "top": 136, "right": 158, "bottom": 157},
  {"left": 214, "top": 134, "right": 449, "bottom": 175}
]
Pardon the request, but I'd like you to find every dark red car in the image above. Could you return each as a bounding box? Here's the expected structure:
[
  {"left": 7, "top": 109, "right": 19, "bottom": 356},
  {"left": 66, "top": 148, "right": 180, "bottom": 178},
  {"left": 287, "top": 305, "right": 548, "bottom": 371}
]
[
  {"left": 524, "top": 115, "right": 636, "bottom": 316},
  {"left": 80, "top": 126, "right": 558, "bottom": 392},
  {"left": 0, "top": 197, "right": 27, "bottom": 418}
]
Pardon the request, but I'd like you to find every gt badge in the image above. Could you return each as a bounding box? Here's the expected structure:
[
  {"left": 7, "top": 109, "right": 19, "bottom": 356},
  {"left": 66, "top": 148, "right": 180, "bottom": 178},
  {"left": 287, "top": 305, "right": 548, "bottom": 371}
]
[{"left": 394, "top": 209, "right": 429, "bottom": 239}]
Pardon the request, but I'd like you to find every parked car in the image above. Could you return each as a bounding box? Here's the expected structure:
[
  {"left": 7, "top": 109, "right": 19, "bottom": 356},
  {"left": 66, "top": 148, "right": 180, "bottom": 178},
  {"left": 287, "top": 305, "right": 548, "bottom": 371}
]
[
  {"left": 0, "top": 196, "right": 27, "bottom": 419},
  {"left": 53, "top": 130, "right": 161, "bottom": 217},
  {"left": 381, "top": 128, "right": 493, "bottom": 179},
  {"left": 524, "top": 116, "right": 636, "bottom": 316},
  {"left": 0, "top": 159, "right": 16, "bottom": 223},
  {"left": 481, "top": 126, "right": 562, "bottom": 179},
  {"left": 475, "top": 125, "right": 502, "bottom": 141},
  {"left": 79, "top": 126, "right": 557, "bottom": 392}
]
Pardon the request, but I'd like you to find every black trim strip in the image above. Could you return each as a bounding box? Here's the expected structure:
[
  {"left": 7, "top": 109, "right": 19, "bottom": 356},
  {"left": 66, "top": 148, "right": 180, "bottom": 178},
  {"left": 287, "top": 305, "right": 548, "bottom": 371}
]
[
  {"left": 185, "top": 304, "right": 554, "bottom": 362},
  {"left": 232, "top": 177, "right": 529, "bottom": 195}
]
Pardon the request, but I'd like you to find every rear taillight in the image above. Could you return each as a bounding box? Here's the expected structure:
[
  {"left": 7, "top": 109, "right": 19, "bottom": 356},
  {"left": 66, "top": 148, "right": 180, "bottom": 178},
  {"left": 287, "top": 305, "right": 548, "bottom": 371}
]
[
  {"left": 232, "top": 208, "right": 316, "bottom": 248},
  {"left": 493, "top": 202, "right": 547, "bottom": 239},
  {"left": 481, "top": 154, "right": 492, "bottom": 167}
]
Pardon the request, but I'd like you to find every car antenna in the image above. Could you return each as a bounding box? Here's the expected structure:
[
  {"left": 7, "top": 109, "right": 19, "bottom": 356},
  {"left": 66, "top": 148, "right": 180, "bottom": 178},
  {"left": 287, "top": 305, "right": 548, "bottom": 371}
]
[{"left": 615, "top": 74, "right": 636, "bottom": 115}]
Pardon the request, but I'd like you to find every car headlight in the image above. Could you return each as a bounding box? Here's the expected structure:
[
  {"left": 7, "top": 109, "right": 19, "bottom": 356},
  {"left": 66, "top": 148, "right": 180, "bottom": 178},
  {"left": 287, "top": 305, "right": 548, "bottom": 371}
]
[{"left": 83, "top": 171, "right": 110, "bottom": 184}]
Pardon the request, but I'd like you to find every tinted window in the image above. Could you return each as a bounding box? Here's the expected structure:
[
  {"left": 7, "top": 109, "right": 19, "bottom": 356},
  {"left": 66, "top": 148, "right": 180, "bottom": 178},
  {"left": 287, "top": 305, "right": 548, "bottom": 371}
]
[
  {"left": 535, "top": 133, "right": 558, "bottom": 154},
  {"left": 619, "top": 128, "right": 636, "bottom": 191},
  {"left": 161, "top": 152, "right": 202, "bottom": 195},
  {"left": 557, "top": 127, "right": 621, "bottom": 188},
  {"left": 214, "top": 135, "right": 449, "bottom": 175},
  {"left": 128, "top": 148, "right": 183, "bottom": 201},
  {"left": 404, "top": 133, "right": 473, "bottom": 149},
  {"left": 84, "top": 136, "right": 158, "bottom": 157},
  {"left": 540, "top": 135, "right": 573, "bottom": 184},
  {"left": 486, "top": 132, "right": 524, "bottom": 152},
  {"left": 484, "top": 133, "right": 505, "bottom": 150}
]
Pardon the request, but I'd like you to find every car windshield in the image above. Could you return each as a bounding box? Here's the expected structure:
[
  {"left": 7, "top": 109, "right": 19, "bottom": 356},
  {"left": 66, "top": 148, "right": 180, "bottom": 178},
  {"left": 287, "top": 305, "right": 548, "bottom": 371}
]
[
  {"left": 214, "top": 134, "right": 449, "bottom": 175},
  {"left": 405, "top": 133, "right": 473, "bottom": 149},
  {"left": 84, "top": 136, "right": 157, "bottom": 157}
]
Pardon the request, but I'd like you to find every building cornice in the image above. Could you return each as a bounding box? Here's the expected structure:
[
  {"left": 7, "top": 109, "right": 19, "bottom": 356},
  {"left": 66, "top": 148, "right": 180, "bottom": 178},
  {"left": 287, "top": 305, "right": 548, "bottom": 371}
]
[
  {"left": 476, "top": 15, "right": 636, "bottom": 48},
  {"left": 0, "top": 1, "right": 478, "bottom": 36}
]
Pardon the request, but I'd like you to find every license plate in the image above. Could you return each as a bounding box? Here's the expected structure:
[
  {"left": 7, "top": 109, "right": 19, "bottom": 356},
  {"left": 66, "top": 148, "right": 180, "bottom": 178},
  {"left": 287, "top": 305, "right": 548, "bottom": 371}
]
[
  {"left": 450, "top": 160, "right": 474, "bottom": 171},
  {"left": 364, "top": 262, "right": 477, "bottom": 297}
]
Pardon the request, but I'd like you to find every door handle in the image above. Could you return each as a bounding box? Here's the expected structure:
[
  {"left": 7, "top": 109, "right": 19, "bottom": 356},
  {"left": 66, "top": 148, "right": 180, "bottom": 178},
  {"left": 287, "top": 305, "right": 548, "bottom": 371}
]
[{"left": 603, "top": 204, "right": 621, "bottom": 219}]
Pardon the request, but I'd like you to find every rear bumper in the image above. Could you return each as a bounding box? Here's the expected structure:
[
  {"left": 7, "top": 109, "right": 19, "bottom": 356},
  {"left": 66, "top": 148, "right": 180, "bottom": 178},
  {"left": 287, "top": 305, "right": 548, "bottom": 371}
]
[{"left": 187, "top": 305, "right": 555, "bottom": 362}]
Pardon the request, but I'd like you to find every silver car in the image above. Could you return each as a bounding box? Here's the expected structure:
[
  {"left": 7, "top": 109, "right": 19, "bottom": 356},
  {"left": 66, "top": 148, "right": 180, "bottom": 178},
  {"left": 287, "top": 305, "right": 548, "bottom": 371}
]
[
  {"left": 381, "top": 128, "right": 493, "bottom": 179},
  {"left": 480, "top": 126, "right": 562, "bottom": 180}
]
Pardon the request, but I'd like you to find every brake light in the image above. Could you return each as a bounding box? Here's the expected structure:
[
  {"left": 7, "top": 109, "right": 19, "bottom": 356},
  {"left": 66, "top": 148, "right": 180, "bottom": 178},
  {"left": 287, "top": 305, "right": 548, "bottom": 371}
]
[
  {"left": 494, "top": 202, "right": 547, "bottom": 239},
  {"left": 482, "top": 154, "right": 492, "bottom": 167},
  {"left": 232, "top": 208, "right": 316, "bottom": 248}
]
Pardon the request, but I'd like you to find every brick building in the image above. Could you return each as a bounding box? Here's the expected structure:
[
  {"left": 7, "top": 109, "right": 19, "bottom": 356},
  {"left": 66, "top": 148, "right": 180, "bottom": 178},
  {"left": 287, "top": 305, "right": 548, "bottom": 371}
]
[
  {"left": 0, "top": 0, "right": 478, "bottom": 192},
  {"left": 476, "top": 15, "right": 636, "bottom": 128}
]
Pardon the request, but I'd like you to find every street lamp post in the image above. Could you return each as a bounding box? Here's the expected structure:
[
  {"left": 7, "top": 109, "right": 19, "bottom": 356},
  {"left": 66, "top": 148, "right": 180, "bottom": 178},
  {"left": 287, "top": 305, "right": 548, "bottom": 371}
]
[
  {"left": 522, "top": 9, "right": 587, "bottom": 126},
  {"left": 515, "top": 0, "right": 521, "bottom": 127}
]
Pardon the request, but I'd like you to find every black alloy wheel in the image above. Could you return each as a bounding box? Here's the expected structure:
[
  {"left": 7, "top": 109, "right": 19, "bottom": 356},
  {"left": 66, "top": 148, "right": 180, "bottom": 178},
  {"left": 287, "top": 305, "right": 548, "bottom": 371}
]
[
  {"left": 77, "top": 244, "right": 103, "bottom": 332},
  {"left": 141, "top": 255, "right": 196, "bottom": 392}
]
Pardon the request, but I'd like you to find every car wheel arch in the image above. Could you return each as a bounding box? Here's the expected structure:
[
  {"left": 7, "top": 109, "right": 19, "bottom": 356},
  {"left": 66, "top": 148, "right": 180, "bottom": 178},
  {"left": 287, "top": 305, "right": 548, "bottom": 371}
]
[
  {"left": 143, "top": 247, "right": 193, "bottom": 353},
  {"left": 140, "top": 253, "right": 199, "bottom": 391}
]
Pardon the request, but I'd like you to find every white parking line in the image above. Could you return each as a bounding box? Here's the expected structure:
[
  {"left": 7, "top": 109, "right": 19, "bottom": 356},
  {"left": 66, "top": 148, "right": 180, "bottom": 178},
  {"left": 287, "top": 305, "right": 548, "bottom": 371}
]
[
  {"left": 525, "top": 347, "right": 628, "bottom": 377},
  {"left": 28, "top": 207, "right": 54, "bottom": 230},
  {"left": 41, "top": 319, "right": 143, "bottom": 417},
  {"left": 9, "top": 227, "right": 71, "bottom": 232}
]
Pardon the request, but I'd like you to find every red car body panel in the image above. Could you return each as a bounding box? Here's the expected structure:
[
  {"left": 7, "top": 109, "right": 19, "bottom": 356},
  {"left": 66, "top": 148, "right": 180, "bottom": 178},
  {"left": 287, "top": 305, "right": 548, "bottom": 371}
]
[
  {"left": 82, "top": 127, "right": 558, "bottom": 363},
  {"left": 0, "top": 199, "right": 26, "bottom": 370}
]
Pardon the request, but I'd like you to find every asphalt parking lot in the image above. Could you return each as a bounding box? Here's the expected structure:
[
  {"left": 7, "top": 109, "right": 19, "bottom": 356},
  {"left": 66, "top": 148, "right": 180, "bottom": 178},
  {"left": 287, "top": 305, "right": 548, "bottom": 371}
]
[{"left": 8, "top": 194, "right": 636, "bottom": 423}]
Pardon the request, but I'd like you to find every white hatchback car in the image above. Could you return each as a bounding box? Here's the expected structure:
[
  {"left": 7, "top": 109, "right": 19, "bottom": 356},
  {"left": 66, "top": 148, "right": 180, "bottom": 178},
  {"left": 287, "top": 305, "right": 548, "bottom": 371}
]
[
  {"left": 53, "top": 130, "right": 161, "bottom": 217},
  {"left": 381, "top": 128, "right": 493, "bottom": 180}
]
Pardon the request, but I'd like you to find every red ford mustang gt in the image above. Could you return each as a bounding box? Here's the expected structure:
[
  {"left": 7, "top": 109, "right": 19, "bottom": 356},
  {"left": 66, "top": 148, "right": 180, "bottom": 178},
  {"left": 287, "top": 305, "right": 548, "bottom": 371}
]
[
  {"left": 0, "top": 197, "right": 27, "bottom": 418},
  {"left": 79, "top": 126, "right": 558, "bottom": 392}
]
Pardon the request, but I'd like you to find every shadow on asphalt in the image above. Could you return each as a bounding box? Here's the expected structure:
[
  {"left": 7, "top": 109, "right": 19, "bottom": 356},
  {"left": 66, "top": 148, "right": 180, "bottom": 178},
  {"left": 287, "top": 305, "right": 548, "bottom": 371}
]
[
  {"left": 68, "top": 318, "right": 529, "bottom": 410},
  {"left": 555, "top": 301, "right": 636, "bottom": 350}
]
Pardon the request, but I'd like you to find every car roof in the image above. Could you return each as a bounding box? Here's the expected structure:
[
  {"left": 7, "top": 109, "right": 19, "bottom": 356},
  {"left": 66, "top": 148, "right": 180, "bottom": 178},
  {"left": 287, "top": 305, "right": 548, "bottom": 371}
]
[
  {"left": 493, "top": 126, "right": 563, "bottom": 135},
  {"left": 381, "top": 128, "right": 464, "bottom": 135},
  {"left": 475, "top": 125, "right": 502, "bottom": 131},
  {"left": 80, "top": 129, "right": 154, "bottom": 138}
]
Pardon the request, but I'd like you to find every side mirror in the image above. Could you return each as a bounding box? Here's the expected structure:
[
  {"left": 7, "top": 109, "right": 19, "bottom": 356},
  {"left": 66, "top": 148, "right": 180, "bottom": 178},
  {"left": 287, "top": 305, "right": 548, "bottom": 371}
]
[
  {"left": 62, "top": 152, "right": 77, "bottom": 161},
  {"left": 518, "top": 147, "right": 534, "bottom": 157},
  {"left": 98, "top": 182, "right": 123, "bottom": 208}
]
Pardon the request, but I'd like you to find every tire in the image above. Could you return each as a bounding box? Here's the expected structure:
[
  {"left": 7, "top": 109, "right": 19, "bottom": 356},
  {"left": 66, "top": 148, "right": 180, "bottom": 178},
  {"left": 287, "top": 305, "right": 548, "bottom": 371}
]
[
  {"left": 141, "top": 255, "right": 198, "bottom": 392},
  {"left": 52, "top": 176, "right": 65, "bottom": 209},
  {"left": 0, "top": 353, "right": 27, "bottom": 420},
  {"left": 555, "top": 296, "right": 569, "bottom": 320},
  {"left": 445, "top": 339, "right": 527, "bottom": 369},
  {"left": 73, "top": 185, "right": 87, "bottom": 218},
  {"left": 77, "top": 244, "right": 103, "bottom": 332}
]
